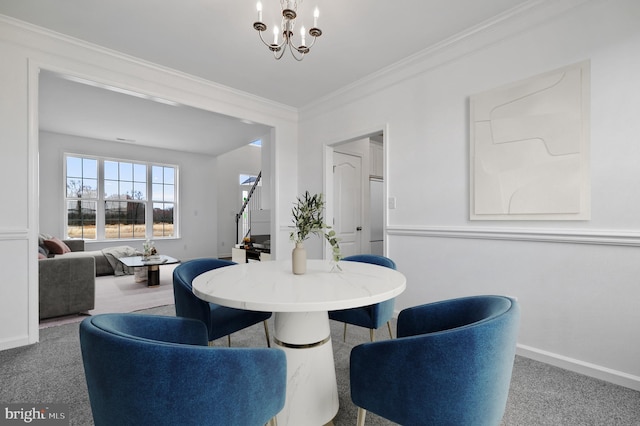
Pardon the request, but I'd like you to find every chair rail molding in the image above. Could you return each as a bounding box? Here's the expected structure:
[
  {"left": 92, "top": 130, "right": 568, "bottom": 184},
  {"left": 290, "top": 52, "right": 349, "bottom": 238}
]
[
  {"left": 387, "top": 226, "right": 640, "bottom": 247},
  {"left": 0, "top": 229, "right": 29, "bottom": 241}
]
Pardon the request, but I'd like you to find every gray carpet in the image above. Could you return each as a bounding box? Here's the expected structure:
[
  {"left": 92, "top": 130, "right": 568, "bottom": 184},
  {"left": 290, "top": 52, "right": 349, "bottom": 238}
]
[{"left": 2, "top": 305, "right": 639, "bottom": 425}]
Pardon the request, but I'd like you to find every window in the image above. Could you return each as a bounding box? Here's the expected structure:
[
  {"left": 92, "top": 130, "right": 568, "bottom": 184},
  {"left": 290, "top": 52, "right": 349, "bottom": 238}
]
[
  {"left": 104, "top": 160, "right": 147, "bottom": 239},
  {"left": 65, "top": 155, "right": 177, "bottom": 241},
  {"left": 66, "top": 156, "right": 98, "bottom": 239},
  {"left": 152, "top": 165, "right": 175, "bottom": 238}
]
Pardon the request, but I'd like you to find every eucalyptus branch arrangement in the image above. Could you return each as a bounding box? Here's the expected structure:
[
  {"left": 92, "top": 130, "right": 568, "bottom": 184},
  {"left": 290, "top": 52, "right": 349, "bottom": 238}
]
[{"left": 290, "top": 191, "right": 341, "bottom": 262}]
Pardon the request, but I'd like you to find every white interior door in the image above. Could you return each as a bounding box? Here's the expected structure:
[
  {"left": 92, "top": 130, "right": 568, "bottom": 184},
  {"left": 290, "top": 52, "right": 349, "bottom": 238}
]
[{"left": 333, "top": 151, "right": 362, "bottom": 257}]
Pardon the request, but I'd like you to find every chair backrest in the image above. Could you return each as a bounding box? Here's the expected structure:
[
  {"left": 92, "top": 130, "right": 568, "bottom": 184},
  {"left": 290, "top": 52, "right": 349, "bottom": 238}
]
[
  {"left": 80, "top": 313, "right": 286, "bottom": 426},
  {"left": 174, "top": 258, "right": 236, "bottom": 290},
  {"left": 172, "top": 258, "right": 236, "bottom": 324},
  {"left": 342, "top": 255, "right": 396, "bottom": 325},
  {"left": 350, "top": 295, "right": 520, "bottom": 425},
  {"left": 342, "top": 254, "right": 397, "bottom": 270}
]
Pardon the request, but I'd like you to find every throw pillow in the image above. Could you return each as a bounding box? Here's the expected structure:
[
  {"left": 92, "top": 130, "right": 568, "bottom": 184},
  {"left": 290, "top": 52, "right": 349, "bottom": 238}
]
[
  {"left": 43, "top": 237, "right": 71, "bottom": 255},
  {"left": 38, "top": 252, "right": 47, "bottom": 260},
  {"left": 38, "top": 234, "right": 52, "bottom": 256}
]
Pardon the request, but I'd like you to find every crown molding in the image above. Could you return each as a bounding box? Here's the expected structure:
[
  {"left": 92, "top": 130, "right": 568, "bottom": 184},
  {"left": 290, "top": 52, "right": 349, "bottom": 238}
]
[
  {"left": 387, "top": 226, "right": 640, "bottom": 247},
  {"left": 299, "top": 0, "right": 591, "bottom": 119},
  {"left": 0, "top": 14, "right": 298, "bottom": 122}
]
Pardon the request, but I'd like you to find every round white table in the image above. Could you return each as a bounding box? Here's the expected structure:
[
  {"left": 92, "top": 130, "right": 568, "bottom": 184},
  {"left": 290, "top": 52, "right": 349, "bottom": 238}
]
[{"left": 192, "top": 259, "right": 406, "bottom": 426}]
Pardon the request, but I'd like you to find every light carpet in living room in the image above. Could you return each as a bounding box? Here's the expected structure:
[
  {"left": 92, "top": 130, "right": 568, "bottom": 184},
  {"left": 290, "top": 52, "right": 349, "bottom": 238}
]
[{"left": 39, "top": 264, "right": 177, "bottom": 328}]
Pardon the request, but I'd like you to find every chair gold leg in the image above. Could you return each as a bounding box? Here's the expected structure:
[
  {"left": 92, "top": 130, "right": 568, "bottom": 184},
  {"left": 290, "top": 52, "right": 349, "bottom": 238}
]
[
  {"left": 227, "top": 334, "right": 231, "bottom": 347},
  {"left": 208, "top": 340, "right": 214, "bottom": 347},
  {"left": 370, "top": 329, "right": 375, "bottom": 342},
  {"left": 263, "top": 320, "right": 271, "bottom": 348},
  {"left": 387, "top": 321, "right": 393, "bottom": 339},
  {"left": 266, "top": 416, "right": 278, "bottom": 426},
  {"left": 356, "top": 407, "right": 367, "bottom": 426},
  {"left": 343, "top": 323, "right": 347, "bottom": 342}
]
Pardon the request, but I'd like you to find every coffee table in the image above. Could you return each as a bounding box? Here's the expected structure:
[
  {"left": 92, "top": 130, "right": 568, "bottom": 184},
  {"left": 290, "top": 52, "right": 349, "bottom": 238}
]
[{"left": 117, "top": 255, "right": 180, "bottom": 286}]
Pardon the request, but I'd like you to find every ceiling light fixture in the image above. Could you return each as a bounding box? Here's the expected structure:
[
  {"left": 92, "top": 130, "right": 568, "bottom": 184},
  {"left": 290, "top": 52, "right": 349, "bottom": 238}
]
[{"left": 253, "top": 1, "right": 322, "bottom": 61}]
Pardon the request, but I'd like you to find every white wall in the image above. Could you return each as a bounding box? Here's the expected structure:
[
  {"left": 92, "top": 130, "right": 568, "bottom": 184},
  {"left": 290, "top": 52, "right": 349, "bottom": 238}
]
[
  {"left": 0, "top": 23, "right": 36, "bottom": 350},
  {"left": 39, "top": 131, "right": 219, "bottom": 259},
  {"left": 299, "top": 0, "right": 640, "bottom": 390},
  {"left": 0, "top": 15, "right": 298, "bottom": 350}
]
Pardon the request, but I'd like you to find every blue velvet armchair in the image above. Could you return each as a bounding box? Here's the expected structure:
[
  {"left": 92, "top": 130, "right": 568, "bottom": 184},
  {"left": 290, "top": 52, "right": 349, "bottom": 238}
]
[
  {"left": 173, "top": 258, "right": 272, "bottom": 346},
  {"left": 329, "top": 254, "right": 397, "bottom": 342},
  {"left": 79, "top": 313, "right": 286, "bottom": 426},
  {"left": 350, "top": 295, "right": 520, "bottom": 426}
]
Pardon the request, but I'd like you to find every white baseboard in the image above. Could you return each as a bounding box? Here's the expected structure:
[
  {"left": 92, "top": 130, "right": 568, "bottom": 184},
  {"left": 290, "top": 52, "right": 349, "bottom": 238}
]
[
  {"left": 517, "top": 344, "right": 640, "bottom": 392},
  {"left": 0, "top": 335, "right": 32, "bottom": 351}
]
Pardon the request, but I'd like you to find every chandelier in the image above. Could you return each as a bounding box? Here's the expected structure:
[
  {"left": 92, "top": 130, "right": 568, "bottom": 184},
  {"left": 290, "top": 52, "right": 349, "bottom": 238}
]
[{"left": 253, "top": 1, "right": 322, "bottom": 61}]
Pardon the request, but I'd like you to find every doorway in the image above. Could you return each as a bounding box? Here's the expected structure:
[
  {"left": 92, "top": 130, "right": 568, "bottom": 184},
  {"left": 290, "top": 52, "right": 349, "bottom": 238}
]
[
  {"left": 329, "top": 131, "right": 385, "bottom": 258},
  {"left": 333, "top": 151, "right": 362, "bottom": 257}
]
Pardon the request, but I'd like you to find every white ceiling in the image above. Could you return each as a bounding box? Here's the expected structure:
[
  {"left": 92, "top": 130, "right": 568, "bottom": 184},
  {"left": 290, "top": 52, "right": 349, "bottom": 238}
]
[
  {"left": 0, "top": 0, "right": 531, "bottom": 155},
  {"left": 39, "top": 70, "right": 272, "bottom": 156}
]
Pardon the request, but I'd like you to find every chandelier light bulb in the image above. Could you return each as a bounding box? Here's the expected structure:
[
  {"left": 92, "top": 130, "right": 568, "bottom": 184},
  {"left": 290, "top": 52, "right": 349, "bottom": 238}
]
[
  {"left": 256, "top": 2, "right": 262, "bottom": 22},
  {"left": 273, "top": 26, "right": 279, "bottom": 44},
  {"left": 313, "top": 7, "right": 319, "bottom": 27}
]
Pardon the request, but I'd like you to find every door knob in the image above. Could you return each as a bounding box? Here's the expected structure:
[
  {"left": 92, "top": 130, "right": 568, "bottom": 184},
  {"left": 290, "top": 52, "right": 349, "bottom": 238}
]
[{"left": 356, "top": 226, "right": 362, "bottom": 231}]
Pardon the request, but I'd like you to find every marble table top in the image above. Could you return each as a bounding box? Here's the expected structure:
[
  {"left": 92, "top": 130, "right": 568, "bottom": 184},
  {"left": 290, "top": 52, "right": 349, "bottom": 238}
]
[{"left": 192, "top": 259, "right": 406, "bottom": 312}]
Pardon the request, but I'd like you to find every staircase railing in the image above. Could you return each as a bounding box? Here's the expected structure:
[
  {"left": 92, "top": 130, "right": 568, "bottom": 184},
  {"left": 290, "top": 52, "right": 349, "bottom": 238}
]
[{"left": 235, "top": 171, "right": 262, "bottom": 244}]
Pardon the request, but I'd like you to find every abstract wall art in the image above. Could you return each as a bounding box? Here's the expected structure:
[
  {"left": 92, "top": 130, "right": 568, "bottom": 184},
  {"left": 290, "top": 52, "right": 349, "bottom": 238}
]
[{"left": 470, "top": 61, "right": 590, "bottom": 220}]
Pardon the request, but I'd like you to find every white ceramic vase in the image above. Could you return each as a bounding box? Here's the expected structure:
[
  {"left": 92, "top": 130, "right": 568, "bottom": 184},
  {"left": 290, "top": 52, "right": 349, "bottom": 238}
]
[{"left": 292, "top": 242, "right": 307, "bottom": 275}]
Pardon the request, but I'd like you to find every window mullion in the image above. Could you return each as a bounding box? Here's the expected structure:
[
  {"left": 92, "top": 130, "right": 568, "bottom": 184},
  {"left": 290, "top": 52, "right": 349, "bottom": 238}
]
[
  {"left": 97, "top": 159, "right": 105, "bottom": 240},
  {"left": 147, "top": 165, "right": 152, "bottom": 239}
]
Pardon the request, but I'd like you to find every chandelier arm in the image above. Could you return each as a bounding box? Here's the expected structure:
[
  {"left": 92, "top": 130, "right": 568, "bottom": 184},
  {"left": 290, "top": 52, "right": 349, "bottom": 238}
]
[
  {"left": 258, "top": 27, "right": 287, "bottom": 55},
  {"left": 273, "top": 46, "right": 286, "bottom": 60},
  {"left": 288, "top": 42, "right": 305, "bottom": 61},
  {"left": 304, "top": 36, "right": 318, "bottom": 50},
  {"left": 256, "top": 29, "right": 272, "bottom": 48}
]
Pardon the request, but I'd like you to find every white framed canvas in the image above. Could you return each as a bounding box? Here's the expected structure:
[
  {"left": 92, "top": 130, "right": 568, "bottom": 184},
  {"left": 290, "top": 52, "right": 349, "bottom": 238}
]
[{"left": 470, "top": 61, "right": 590, "bottom": 220}]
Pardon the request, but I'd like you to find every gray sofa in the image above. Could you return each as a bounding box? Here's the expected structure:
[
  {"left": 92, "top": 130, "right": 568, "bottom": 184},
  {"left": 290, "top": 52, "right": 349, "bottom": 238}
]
[
  {"left": 39, "top": 255, "right": 95, "bottom": 320},
  {"left": 38, "top": 238, "right": 143, "bottom": 319},
  {"left": 38, "top": 239, "right": 114, "bottom": 320},
  {"left": 53, "top": 239, "right": 115, "bottom": 276}
]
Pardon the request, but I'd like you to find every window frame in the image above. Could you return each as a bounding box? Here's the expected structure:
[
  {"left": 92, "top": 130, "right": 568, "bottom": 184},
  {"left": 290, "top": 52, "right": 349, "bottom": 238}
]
[
  {"left": 65, "top": 155, "right": 99, "bottom": 240},
  {"left": 63, "top": 153, "right": 179, "bottom": 242}
]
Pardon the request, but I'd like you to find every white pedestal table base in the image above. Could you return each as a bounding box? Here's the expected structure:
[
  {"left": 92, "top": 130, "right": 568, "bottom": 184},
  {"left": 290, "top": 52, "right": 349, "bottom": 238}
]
[{"left": 273, "top": 311, "right": 339, "bottom": 425}]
